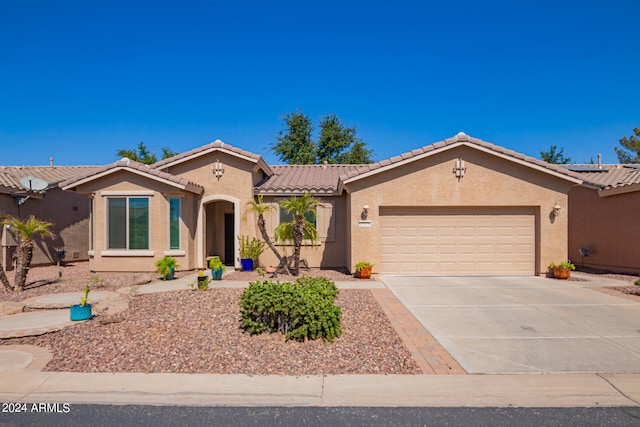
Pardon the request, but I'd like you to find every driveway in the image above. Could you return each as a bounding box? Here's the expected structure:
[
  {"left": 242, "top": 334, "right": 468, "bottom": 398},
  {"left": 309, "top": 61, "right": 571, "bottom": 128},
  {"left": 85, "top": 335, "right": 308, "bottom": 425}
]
[{"left": 379, "top": 275, "right": 640, "bottom": 374}]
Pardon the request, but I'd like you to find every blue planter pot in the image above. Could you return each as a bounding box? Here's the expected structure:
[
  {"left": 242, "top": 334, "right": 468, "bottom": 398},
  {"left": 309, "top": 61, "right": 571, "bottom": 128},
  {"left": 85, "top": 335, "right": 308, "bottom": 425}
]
[
  {"left": 211, "top": 267, "right": 223, "bottom": 280},
  {"left": 70, "top": 303, "right": 92, "bottom": 321},
  {"left": 240, "top": 258, "right": 253, "bottom": 271},
  {"left": 164, "top": 267, "right": 175, "bottom": 280}
]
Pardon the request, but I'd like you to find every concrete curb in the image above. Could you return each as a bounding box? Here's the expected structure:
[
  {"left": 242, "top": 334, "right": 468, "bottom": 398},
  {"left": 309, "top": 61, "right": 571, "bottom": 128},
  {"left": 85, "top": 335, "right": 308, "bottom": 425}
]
[{"left": 1, "top": 372, "right": 639, "bottom": 407}]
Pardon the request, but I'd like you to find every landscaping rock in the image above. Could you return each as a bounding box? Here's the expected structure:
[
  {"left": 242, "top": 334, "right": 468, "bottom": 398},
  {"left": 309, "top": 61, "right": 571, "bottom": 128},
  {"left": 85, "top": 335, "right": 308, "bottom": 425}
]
[{"left": 0, "top": 301, "right": 25, "bottom": 317}]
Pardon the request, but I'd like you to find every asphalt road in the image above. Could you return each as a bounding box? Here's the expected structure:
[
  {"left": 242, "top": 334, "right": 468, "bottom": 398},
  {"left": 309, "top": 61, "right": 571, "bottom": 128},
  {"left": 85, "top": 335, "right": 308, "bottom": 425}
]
[{"left": 2, "top": 405, "right": 640, "bottom": 426}]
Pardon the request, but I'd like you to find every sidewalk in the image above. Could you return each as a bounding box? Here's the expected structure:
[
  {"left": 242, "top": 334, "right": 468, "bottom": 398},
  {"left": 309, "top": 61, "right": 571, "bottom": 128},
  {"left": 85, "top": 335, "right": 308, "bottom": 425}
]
[{"left": 1, "top": 370, "right": 639, "bottom": 407}]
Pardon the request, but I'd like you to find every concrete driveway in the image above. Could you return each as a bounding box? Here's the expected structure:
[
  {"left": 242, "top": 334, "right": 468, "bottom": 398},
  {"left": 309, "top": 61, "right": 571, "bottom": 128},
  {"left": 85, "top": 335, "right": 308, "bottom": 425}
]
[{"left": 379, "top": 275, "right": 640, "bottom": 374}]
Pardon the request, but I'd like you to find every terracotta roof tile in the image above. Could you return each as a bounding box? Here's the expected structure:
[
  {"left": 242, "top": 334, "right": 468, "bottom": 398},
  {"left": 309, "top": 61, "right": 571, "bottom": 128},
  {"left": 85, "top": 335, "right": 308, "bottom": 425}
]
[
  {"left": 256, "top": 164, "right": 365, "bottom": 195},
  {"left": 0, "top": 166, "right": 101, "bottom": 194},
  {"left": 564, "top": 164, "right": 640, "bottom": 189}
]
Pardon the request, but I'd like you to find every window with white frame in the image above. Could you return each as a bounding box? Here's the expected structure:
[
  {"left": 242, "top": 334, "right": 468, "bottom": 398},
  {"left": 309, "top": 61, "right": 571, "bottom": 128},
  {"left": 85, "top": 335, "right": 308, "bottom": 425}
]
[
  {"left": 169, "top": 197, "right": 180, "bottom": 250},
  {"left": 107, "top": 197, "right": 149, "bottom": 250}
]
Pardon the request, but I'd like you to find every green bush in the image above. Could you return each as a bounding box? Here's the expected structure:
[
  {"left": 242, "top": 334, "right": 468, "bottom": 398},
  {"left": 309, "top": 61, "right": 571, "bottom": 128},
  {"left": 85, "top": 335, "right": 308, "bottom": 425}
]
[{"left": 239, "top": 277, "right": 342, "bottom": 342}]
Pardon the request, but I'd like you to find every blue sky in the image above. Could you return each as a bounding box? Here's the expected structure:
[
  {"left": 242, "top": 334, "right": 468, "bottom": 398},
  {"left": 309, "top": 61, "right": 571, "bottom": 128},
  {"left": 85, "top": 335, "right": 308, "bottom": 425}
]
[{"left": 1, "top": 1, "right": 638, "bottom": 166}]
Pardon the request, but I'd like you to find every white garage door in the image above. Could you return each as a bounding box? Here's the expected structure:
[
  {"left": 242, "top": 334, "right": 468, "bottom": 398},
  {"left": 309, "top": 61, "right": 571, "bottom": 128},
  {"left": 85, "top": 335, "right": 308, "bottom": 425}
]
[{"left": 380, "top": 208, "right": 535, "bottom": 275}]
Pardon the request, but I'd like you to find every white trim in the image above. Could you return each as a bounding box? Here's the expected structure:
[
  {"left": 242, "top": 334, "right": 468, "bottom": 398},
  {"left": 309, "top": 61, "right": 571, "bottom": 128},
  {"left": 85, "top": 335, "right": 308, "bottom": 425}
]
[
  {"left": 163, "top": 250, "right": 185, "bottom": 256},
  {"left": 342, "top": 142, "right": 583, "bottom": 186},
  {"left": 64, "top": 167, "right": 197, "bottom": 193},
  {"left": 101, "top": 190, "right": 154, "bottom": 196},
  {"left": 100, "top": 250, "right": 155, "bottom": 257},
  {"left": 197, "top": 194, "right": 240, "bottom": 270}
]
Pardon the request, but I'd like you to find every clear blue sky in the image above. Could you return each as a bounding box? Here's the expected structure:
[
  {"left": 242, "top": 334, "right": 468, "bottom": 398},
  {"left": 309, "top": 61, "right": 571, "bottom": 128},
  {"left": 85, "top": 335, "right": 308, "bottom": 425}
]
[{"left": 1, "top": 0, "right": 638, "bottom": 166}]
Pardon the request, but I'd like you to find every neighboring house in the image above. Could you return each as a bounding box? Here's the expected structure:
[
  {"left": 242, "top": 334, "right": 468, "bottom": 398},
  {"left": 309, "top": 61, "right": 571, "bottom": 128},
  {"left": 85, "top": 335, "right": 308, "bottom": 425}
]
[
  {"left": 0, "top": 165, "right": 100, "bottom": 269},
  {"left": 60, "top": 132, "right": 582, "bottom": 276},
  {"left": 565, "top": 164, "right": 640, "bottom": 275}
]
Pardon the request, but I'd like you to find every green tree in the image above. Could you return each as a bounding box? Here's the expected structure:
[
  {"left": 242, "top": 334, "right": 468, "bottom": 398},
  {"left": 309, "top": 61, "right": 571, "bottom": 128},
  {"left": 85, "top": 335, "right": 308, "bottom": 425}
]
[
  {"left": 615, "top": 127, "right": 640, "bottom": 163},
  {"left": 0, "top": 215, "right": 54, "bottom": 291},
  {"left": 272, "top": 111, "right": 316, "bottom": 164},
  {"left": 274, "top": 193, "right": 320, "bottom": 276},
  {"left": 246, "top": 195, "right": 291, "bottom": 275},
  {"left": 272, "top": 110, "right": 373, "bottom": 164},
  {"left": 540, "top": 145, "right": 571, "bottom": 164},
  {"left": 116, "top": 142, "right": 178, "bottom": 164}
]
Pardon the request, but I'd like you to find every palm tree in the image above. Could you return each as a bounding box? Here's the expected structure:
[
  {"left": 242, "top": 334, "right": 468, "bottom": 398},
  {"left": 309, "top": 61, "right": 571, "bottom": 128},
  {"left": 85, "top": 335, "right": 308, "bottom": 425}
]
[
  {"left": 246, "top": 196, "right": 291, "bottom": 275},
  {"left": 275, "top": 193, "right": 320, "bottom": 276},
  {"left": 0, "top": 258, "right": 11, "bottom": 291},
  {"left": 0, "top": 215, "right": 54, "bottom": 291}
]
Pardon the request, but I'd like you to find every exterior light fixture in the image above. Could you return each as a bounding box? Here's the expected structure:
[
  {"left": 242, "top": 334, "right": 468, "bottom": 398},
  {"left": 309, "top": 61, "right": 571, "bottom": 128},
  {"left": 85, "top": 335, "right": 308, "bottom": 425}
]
[
  {"left": 453, "top": 158, "right": 466, "bottom": 180},
  {"left": 553, "top": 202, "right": 561, "bottom": 216},
  {"left": 361, "top": 204, "right": 369, "bottom": 220},
  {"left": 213, "top": 160, "right": 224, "bottom": 180}
]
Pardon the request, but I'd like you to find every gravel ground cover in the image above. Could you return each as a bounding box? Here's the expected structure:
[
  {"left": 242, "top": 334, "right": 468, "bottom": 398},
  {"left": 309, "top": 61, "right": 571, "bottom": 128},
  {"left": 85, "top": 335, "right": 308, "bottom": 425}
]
[{"left": 0, "top": 262, "right": 420, "bottom": 375}]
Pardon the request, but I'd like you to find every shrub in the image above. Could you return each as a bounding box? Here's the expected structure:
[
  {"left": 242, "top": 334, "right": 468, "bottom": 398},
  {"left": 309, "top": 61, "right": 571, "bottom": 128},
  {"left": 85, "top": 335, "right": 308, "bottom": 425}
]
[{"left": 239, "top": 277, "right": 342, "bottom": 342}]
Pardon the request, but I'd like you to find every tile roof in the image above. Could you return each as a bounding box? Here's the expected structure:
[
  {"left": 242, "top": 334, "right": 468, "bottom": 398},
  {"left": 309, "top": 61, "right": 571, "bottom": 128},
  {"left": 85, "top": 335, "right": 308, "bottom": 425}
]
[
  {"left": 339, "top": 132, "right": 583, "bottom": 184},
  {"left": 562, "top": 164, "right": 640, "bottom": 190},
  {"left": 152, "top": 140, "right": 273, "bottom": 176},
  {"left": 256, "top": 164, "right": 365, "bottom": 195},
  {"left": 0, "top": 166, "right": 100, "bottom": 195},
  {"left": 59, "top": 158, "right": 203, "bottom": 194}
]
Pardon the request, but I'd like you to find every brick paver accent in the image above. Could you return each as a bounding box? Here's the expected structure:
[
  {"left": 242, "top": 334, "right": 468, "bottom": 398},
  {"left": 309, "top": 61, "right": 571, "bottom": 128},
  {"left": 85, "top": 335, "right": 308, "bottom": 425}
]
[{"left": 370, "top": 288, "right": 466, "bottom": 375}]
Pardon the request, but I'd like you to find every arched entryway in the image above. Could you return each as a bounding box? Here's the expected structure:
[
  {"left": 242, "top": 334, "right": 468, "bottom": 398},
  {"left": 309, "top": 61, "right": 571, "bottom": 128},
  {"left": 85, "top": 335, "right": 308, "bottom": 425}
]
[{"left": 197, "top": 195, "right": 240, "bottom": 269}]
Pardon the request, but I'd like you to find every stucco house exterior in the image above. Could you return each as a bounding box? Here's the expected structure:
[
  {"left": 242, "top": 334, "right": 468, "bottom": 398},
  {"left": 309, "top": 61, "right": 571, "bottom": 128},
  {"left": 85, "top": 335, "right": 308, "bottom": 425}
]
[
  {"left": 0, "top": 165, "right": 100, "bottom": 269},
  {"left": 59, "top": 132, "right": 582, "bottom": 276},
  {"left": 566, "top": 164, "right": 640, "bottom": 275}
]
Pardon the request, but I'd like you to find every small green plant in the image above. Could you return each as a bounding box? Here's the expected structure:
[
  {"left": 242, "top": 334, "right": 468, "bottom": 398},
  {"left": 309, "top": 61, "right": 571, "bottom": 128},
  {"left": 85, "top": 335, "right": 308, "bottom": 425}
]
[
  {"left": 549, "top": 261, "right": 576, "bottom": 270},
  {"left": 58, "top": 270, "right": 63, "bottom": 279},
  {"left": 80, "top": 285, "right": 90, "bottom": 307},
  {"left": 190, "top": 271, "right": 210, "bottom": 290},
  {"left": 256, "top": 267, "right": 265, "bottom": 277},
  {"left": 208, "top": 258, "right": 226, "bottom": 272},
  {"left": 238, "top": 235, "right": 266, "bottom": 261},
  {"left": 635, "top": 279, "right": 640, "bottom": 286},
  {"left": 355, "top": 261, "right": 373, "bottom": 273},
  {"left": 155, "top": 256, "right": 179, "bottom": 280},
  {"left": 239, "top": 277, "right": 342, "bottom": 342}
]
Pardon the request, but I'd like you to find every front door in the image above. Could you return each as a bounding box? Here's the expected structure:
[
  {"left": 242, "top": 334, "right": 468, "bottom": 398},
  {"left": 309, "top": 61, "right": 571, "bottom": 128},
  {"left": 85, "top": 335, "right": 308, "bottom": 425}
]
[{"left": 224, "top": 213, "right": 234, "bottom": 265}]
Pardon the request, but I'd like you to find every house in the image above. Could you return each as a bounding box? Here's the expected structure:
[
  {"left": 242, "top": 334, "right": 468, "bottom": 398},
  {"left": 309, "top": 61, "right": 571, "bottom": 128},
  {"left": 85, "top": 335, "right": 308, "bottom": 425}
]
[
  {"left": 0, "top": 164, "right": 100, "bottom": 269},
  {"left": 565, "top": 164, "right": 640, "bottom": 275},
  {"left": 59, "top": 132, "right": 582, "bottom": 276}
]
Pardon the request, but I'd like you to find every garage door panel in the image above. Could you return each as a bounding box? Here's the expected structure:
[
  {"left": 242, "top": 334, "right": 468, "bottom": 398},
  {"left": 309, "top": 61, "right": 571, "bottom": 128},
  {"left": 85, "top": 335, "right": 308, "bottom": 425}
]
[{"left": 380, "top": 208, "right": 535, "bottom": 275}]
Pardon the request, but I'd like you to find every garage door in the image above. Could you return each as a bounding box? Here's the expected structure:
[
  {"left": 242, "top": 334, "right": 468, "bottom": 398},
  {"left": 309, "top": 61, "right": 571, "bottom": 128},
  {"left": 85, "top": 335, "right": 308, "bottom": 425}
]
[{"left": 380, "top": 208, "right": 535, "bottom": 275}]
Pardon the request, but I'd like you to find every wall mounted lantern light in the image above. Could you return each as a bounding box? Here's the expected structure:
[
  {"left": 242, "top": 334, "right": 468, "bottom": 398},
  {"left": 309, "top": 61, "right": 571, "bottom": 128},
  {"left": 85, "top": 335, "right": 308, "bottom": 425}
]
[
  {"left": 552, "top": 202, "right": 561, "bottom": 216},
  {"left": 214, "top": 160, "right": 225, "bottom": 180},
  {"left": 453, "top": 158, "right": 466, "bottom": 181},
  {"left": 361, "top": 204, "right": 369, "bottom": 220}
]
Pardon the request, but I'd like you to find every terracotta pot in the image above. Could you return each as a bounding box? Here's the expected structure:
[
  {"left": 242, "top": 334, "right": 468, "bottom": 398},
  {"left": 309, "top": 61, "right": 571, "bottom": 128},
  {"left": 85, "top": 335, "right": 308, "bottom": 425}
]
[
  {"left": 553, "top": 267, "right": 571, "bottom": 280},
  {"left": 357, "top": 266, "right": 372, "bottom": 279}
]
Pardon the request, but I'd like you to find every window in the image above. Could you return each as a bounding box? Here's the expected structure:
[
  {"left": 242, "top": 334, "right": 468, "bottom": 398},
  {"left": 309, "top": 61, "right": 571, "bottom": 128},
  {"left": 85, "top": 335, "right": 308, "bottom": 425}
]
[
  {"left": 279, "top": 206, "right": 316, "bottom": 239},
  {"left": 107, "top": 197, "right": 149, "bottom": 250},
  {"left": 169, "top": 198, "right": 180, "bottom": 250}
]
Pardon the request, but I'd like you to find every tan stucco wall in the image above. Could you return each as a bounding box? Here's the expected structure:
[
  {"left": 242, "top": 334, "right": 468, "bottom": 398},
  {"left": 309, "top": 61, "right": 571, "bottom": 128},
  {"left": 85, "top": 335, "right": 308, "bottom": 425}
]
[
  {"left": 164, "top": 151, "right": 262, "bottom": 269},
  {"left": 0, "top": 189, "right": 91, "bottom": 270},
  {"left": 256, "top": 195, "right": 348, "bottom": 268},
  {"left": 70, "top": 171, "right": 197, "bottom": 272},
  {"left": 344, "top": 146, "right": 575, "bottom": 275},
  {"left": 569, "top": 185, "right": 640, "bottom": 274}
]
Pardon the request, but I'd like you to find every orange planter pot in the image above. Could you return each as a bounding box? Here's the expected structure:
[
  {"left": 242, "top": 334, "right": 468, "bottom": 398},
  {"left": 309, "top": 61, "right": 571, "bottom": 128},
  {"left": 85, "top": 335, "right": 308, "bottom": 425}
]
[
  {"left": 357, "top": 266, "right": 372, "bottom": 279},
  {"left": 553, "top": 267, "right": 571, "bottom": 280}
]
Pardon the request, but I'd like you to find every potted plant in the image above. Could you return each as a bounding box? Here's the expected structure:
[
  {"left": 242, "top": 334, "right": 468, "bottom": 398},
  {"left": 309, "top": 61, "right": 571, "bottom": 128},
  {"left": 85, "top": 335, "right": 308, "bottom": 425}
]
[
  {"left": 549, "top": 261, "right": 575, "bottom": 279},
  {"left": 355, "top": 261, "right": 373, "bottom": 279},
  {"left": 155, "top": 256, "right": 179, "bottom": 280},
  {"left": 209, "top": 257, "right": 226, "bottom": 280},
  {"left": 191, "top": 270, "right": 211, "bottom": 290},
  {"left": 238, "top": 235, "right": 266, "bottom": 271},
  {"left": 70, "top": 285, "right": 92, "bottom": 321}
]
